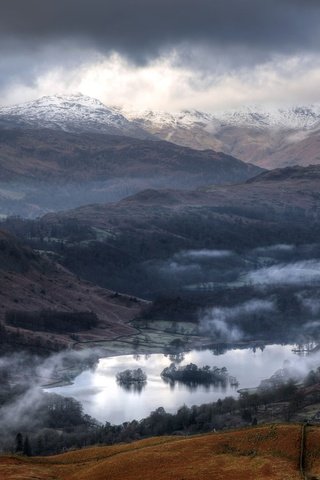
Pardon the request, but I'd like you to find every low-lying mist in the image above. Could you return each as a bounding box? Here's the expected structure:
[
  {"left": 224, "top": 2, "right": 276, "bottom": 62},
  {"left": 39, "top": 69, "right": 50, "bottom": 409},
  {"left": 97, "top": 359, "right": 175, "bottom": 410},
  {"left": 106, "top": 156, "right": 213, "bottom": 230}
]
[
  {"left": 143, "top": 243, "right": 320, "bottom": 346},
  {"left": 245, "top": 260, "right": 320, "bottom": 286},
  {"left": 199, "top": 299, "right": 275, "bottom": 341},
  {"left": 146, "top": 244, "right": 320, "bottom": 293},
  {"left": 0, "top": 348, "right": 100, "bottom": 452}
]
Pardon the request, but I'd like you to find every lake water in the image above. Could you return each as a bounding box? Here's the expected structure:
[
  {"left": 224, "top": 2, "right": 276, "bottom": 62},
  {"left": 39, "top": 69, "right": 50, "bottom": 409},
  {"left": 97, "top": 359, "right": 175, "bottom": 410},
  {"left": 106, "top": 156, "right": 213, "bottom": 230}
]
[{"left": 50, "top": 344, "right": 317, "bottom": 424}]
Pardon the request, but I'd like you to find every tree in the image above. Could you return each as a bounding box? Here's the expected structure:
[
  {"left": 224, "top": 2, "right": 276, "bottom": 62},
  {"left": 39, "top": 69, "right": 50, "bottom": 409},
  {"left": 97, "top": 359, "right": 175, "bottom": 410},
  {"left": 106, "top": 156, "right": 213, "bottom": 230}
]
[
  {"left": 241, "top": 409, "right": 252, "bottom": 423},
  {"left": 15, "top": 433, "right": 23, "bottom": 453},
  {"left": 23, "top": 436, "right": 32, "bottom": 456}
]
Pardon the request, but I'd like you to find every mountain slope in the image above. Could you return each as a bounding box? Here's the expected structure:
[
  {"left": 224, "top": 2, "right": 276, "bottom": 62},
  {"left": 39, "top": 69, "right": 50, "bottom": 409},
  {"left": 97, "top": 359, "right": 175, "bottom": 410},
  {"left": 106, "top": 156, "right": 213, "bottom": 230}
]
[
  {"left": 0, "top": 425, "right": 313, "bottom": 480},
  {"left": 0, "top": 94, "right": 151, "bottom": 139},
  {"left": 42, "top": 163, "right": 320, "bottom": 226},
  {"left": 121, "top": 104, "right": 320, "bottom": 169},
  {"left": 0, "top": 128, "right": 262, "bottom": 183},
  {"left": 3, "top": 94, "right": 320, "bottom": 169},
  {"left": 0, "top": 127, "right": 263, "bottom": 217},
  {"left": 7, "top": 164, "right": 320, "bottom": 298},
  {"left": 0, "top": 230, "right": 142, "bottom": 351}
]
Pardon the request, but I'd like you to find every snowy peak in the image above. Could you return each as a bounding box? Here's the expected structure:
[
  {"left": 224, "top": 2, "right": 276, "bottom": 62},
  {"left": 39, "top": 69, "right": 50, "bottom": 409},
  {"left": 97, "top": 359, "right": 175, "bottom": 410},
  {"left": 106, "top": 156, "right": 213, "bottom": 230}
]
[
  {"left": 17, "top": 93, "right": 106, "bottom": 109},
  {"left": 216, "top": 105, "right": 320, "bottom": 130},
  {"left": 121, "top": 107, "right": 220, "bottom": 131},
  {"left": 2, "top": 94, "right": 320, "bottom": 165},
  {"left": 116, "top": 102, "right": 320, "bottom": 169},
  {"left": 121, "top": 104, "right": 320, "bottom": 131},
  {"left": 2, "top": 93, "right": 119, "bottom": 119},
  {"left": 0, "top": 94, "right": 151, "bottom": 139},
  {"left": 2, "top": 94, "right": 320, "bottom": 138}
]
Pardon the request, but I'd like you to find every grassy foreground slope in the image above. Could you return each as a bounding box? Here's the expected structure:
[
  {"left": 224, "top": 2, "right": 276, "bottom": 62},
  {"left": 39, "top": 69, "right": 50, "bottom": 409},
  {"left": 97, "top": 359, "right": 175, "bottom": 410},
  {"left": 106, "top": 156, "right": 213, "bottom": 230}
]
[{"left": 1, "top": 424, "right": 318, "bottom": 480}]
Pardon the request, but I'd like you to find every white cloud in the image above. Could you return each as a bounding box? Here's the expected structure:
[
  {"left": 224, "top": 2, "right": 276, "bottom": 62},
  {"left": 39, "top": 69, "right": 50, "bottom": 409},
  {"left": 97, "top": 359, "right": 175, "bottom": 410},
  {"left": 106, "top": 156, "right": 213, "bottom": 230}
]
[{"left": 2, "top": 51, "right": 320, "bottom": 111}]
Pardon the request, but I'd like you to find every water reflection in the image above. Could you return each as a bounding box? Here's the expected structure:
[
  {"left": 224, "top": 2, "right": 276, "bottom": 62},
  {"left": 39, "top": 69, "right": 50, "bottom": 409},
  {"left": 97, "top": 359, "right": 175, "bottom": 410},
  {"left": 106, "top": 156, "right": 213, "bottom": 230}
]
[
  {"left": 117, "top": 382, "right": 146, "bottom": 394},
  {"left": 49, "top": 344, "right": 320, "bottom": 425},
  {"left": 165, "top": 352, "right": 185, "bottom": 364},
  {"left": 162, "top": 376, "right": 227, "bottom": 393}
]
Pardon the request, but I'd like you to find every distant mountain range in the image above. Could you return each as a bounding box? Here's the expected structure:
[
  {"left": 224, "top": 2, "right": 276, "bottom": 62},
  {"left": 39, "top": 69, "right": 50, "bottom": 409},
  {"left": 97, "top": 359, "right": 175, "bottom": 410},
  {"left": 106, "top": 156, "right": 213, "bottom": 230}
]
[
  {"left": 1, "top": 94, "right": 320, "bottom": 168},
  {"left": 0, "top": 127, "right": 262, "bottom": 217},
  {"left": 120, "top": 104, "right": 320, "bottom": 169}
]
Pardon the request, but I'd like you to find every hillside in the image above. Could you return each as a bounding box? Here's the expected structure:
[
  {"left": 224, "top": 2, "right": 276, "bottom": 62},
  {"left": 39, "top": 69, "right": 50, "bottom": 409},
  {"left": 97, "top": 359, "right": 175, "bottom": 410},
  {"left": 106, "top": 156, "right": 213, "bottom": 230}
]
[
  {"left": 0, "top": 230, "right": 142, "bottom": 351},
  {"left": 5, "top": 164, "right": 320, "bottom": 299},
  {"left": 122, "top": 104, "right": 320, "bottom": 169},
  {"left": 1, "top": 424, "right": 319, "bottom": 480},
  {"left": 246, "top": 164, "right": 320, "bottom": 183},
  {"left": 0, "top": 127, "right": 262, "bottom": 217},
  {"left": 0, "top": 94, "right": 150, "bottom": 140},
  {"left": 0, "top": 128, "right": 261, "bottom": 183},
  {"left": 41, "top": 163, "right": 320, "bottom": 228},
  {"left": 2, "top": 95, "right": 320, "bottom": 170}
]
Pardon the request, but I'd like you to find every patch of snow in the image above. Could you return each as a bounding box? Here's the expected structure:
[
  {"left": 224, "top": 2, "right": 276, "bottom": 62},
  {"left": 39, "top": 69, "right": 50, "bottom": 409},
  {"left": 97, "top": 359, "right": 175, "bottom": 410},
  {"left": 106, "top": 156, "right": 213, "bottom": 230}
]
[{"left": 2, "top": 94, "right": 320, "bottom": 138}]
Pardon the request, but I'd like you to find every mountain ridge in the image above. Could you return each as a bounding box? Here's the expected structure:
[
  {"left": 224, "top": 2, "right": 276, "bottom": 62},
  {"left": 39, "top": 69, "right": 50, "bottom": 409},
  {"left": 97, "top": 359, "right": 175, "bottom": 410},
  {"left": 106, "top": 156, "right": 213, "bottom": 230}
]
[
  {"left": 0, "top": 126, "right": 263, "bottom": 217},
  {"left": 120, "top": 103, "right": 320, "bottom": 169},
  {"left": 3, "top": 93, "right": 320, "bottom": 169},
  {"left": 0, "top": 93, "right": 151, "bottom": 140}
]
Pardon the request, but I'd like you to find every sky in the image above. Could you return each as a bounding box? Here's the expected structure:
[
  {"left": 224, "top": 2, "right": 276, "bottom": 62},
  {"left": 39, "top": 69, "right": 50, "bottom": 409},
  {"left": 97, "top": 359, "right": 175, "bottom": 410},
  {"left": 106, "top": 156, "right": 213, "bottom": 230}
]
[{"left": 1, "top": 0, "right": 320, "bottom": 111}]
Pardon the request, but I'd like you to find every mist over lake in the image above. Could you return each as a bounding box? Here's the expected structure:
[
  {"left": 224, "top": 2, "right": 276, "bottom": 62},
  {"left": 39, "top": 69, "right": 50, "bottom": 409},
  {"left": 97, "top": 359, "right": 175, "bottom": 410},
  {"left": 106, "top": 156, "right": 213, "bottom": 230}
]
[{"left": 50, "top": 344, "right": 317, "bottom": 424}]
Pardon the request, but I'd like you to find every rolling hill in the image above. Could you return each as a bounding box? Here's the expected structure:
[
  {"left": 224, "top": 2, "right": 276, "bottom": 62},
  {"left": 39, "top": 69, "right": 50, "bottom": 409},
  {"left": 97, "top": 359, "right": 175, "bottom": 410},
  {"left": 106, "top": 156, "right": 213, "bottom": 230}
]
[
  {"left": 1, "top": 424, "right": 319, "bottom": 480},
  {"left": 40, "top": 163, "right": 320, "bottom": 231}
]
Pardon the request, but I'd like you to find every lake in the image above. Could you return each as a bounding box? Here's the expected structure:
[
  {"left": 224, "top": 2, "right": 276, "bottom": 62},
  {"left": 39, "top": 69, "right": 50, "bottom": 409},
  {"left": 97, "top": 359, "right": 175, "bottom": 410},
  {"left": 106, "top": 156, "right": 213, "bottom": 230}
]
[{"left": 49, "top": 344, "right": 318, "bottom": 424}]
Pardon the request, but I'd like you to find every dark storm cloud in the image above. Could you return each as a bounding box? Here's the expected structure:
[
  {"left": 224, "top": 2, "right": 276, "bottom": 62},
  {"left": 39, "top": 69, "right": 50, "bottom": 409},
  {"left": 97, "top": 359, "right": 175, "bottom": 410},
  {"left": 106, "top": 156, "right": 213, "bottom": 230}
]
[{"left": 1, "top": 0, "right": 320, "bottom": 62}]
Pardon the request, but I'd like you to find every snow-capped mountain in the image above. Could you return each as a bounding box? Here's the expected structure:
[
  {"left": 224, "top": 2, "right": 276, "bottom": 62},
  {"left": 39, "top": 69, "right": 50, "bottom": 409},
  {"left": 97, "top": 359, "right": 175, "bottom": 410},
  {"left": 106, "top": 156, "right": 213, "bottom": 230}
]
[
  {"left": 0, "top": 93, "right": 151, "bottom": 139},
  {"left": 2, "top": 93, "right": 320, "bottom": 168},
  {"left": 2, "top": 93, "right": 320, "bottom": 137},
  {"left": 120, "top": 104, "right": 320, "bottom": 168},
  {"left": 216, "top": 105, "right": 320, "bottom": 130},
  {"left": 120, "top": 108, "right": 218, "bottom": 129},
  {"left": 121, "top": 104, "right": 320, "bottom": 131}
]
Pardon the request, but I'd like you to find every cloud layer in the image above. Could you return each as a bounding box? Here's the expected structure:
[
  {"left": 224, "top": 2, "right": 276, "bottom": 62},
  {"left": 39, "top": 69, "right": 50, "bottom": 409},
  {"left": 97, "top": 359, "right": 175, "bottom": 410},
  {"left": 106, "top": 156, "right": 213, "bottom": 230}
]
[
  {"left": 2, "top": 1, "right": 320, "bottom": 59},
  {"left": 1, "top": 1, "right": 320, "bottom": 109}
]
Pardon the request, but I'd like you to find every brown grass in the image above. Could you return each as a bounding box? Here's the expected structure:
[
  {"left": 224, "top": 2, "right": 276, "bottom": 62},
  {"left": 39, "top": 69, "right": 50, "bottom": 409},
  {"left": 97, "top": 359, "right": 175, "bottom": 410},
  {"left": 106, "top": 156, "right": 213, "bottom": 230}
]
[{"left": 0, "top": 425, "right": 307, "bottom": 480}]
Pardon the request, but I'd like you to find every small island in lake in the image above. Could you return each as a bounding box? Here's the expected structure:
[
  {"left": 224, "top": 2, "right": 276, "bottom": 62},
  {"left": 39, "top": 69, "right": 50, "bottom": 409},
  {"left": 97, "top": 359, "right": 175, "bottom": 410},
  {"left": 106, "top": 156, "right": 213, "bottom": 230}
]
[
  {"left": 116, "top": 368, "right": 147, "bottom": 392},
  {"left": 161, "top": 363, "right": 237, "bottom": 387}
]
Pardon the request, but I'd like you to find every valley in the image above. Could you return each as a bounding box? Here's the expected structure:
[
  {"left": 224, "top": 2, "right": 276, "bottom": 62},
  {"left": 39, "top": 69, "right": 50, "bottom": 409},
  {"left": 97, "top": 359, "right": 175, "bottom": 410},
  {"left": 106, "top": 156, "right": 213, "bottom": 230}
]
[
  {"left": 2, "top": 97, "right": 320, "bottom": 467},
  {"left": 2, "top": 2, "right": 320, "bottom": 478}
]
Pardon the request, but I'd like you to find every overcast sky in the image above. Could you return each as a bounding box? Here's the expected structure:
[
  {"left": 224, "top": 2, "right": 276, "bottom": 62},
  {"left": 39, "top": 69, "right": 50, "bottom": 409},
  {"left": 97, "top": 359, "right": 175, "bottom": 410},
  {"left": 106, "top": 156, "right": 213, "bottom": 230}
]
[{"left": 1, "top": 0, "right": 320, "bottom": 111}]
